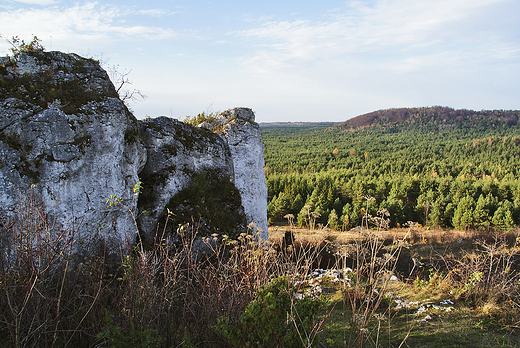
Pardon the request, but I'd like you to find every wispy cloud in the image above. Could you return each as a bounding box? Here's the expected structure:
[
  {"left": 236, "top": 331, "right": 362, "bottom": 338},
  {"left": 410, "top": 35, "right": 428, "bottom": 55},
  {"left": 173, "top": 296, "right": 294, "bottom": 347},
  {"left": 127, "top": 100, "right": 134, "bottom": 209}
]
[
  {"left": 8, "top": 0, "right": 56, "bottom": 5},
  {"left": 137, "top": 9, "right": 178, "bottom": 17},
  {"left": 0, "top": 0, "right": 517, "bottom": 121},
  {"left": 0, "top": 2, "right": 189, "bottom": 54},
  {"left": 235, "top": 0, "right": 518, "bottom": 76}
]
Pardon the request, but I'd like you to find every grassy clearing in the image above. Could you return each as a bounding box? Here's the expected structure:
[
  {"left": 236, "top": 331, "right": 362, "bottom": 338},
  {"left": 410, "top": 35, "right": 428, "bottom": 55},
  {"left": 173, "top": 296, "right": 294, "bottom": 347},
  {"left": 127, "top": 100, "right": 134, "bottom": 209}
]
[{"left": 270, "top": 224, "right": 520, "bottom": 347}]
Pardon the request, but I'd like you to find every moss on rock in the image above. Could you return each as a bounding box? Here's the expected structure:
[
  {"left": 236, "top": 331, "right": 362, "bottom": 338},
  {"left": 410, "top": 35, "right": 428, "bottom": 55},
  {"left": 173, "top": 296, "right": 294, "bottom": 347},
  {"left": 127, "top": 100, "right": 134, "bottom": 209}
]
[
  {"left": 0, "top": 51, "right": 118, "bottom": 116},
  {"left": 158, "top": 169, "right": 247, "bottom": 242}
]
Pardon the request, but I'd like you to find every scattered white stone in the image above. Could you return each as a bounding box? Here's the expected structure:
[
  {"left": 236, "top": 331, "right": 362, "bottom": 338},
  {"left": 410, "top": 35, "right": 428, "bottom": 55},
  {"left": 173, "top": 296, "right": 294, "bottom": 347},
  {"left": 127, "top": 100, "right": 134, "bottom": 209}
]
[
  {"left": 305, "top": 268, "right": 353, "bottom": 286},
  {"left": 419, "top": 315, "right": 433, "bottom": 322},
  {"left": 394, "top": 298, "right": 456, "bottom": 317},
  {"left": 394, "top": 299, "right": 421, "bottom": 309}
]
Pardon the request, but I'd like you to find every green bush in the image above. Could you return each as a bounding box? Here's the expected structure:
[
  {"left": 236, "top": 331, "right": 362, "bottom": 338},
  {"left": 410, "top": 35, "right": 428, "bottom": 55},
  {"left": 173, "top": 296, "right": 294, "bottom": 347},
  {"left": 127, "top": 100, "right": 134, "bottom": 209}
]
[
  {"left": 216, "top": 276, "right": 324, "bottom": 347},
  {"left": 97, "top": 313, "right": 162, "bottom": 348},
  {"left": 8, "top": 35, "right": 45, "bottom": 55},
  {"left": 183, "top": 112, "right": 216, "bottom": 126}
]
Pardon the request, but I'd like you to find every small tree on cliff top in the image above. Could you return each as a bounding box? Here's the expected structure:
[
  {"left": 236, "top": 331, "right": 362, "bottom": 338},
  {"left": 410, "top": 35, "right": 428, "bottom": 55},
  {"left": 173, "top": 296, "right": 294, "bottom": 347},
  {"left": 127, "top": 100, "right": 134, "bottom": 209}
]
[{"left": 1, "top": 34, "right": 45, "bottom": 55}]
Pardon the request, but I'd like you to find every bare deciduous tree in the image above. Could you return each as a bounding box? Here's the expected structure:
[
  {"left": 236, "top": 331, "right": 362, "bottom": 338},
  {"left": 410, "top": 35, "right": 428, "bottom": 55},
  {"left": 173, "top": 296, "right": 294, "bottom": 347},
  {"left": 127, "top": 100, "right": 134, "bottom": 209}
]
[{"left": 107, "top": 64, "right": 146, "bottom": 106}]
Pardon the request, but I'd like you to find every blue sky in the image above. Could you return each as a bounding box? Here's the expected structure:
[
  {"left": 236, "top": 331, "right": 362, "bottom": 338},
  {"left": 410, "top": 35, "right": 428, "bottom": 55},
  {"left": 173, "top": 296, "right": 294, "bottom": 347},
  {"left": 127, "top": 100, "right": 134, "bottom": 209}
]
[{"left": 1, "top": 0, "right": 519, "bottom": 122}]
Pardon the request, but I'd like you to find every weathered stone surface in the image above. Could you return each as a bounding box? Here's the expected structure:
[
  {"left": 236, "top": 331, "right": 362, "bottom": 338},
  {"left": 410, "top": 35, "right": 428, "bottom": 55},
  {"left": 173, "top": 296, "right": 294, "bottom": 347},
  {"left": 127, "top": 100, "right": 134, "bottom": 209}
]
[
  {"left": 0, "top": 51, "right": 146, "bottom": 256},
  {"left": 137, "top": 116, "right": 247, "bottom": 245},
  {"left": 0, "top": 51, "right": 268, "bottom": 259},
  {"left": 200, "top": 108, "right": 269, "bottom": 239}
]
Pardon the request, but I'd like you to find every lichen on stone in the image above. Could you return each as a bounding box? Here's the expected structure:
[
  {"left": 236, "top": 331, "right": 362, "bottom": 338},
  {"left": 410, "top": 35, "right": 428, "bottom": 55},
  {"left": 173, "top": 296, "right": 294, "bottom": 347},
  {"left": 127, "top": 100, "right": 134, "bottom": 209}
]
[
  {"left": 0, "top": 51, "right": 118, "bottom": 116},
  {"left": 1, "top": 50, "right": 269, "bottom": 260}
]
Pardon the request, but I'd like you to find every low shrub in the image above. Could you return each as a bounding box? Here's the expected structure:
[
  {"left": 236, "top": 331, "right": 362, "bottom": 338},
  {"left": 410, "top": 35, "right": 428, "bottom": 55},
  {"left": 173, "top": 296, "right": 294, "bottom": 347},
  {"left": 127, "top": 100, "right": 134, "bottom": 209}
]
[
  {"left": 8, "top": 191, "right": 517, "bottom": 347},
  {"left": 216, "top": 276, "right": 325, "bottom": 347}
]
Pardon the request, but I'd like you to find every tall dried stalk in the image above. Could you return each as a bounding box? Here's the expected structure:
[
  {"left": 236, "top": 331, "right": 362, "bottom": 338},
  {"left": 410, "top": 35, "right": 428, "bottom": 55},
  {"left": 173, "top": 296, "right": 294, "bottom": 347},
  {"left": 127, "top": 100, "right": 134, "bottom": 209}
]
[
  {"left": 0, "top": 190, "right": 77, "bottom": 348},
  {"left": 336, "top": 199, "right": 410, "bottom": 348}
]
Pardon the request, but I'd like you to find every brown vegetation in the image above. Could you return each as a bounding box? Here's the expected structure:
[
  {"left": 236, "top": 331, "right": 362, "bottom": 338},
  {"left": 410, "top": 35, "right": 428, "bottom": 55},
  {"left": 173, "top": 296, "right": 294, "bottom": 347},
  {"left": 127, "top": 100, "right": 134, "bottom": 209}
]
[{"left": 1, "top": 191, "right": 519, "bottom": 347}]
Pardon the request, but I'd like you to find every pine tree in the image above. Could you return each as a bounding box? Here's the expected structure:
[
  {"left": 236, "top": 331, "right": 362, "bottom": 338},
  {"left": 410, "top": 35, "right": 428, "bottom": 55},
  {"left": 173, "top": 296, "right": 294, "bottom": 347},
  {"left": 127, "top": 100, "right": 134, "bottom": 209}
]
[
  {"left": 492, "top": 200, "right": 514, "bottom": 230},
  {"left": 452, "top": 195, "right": 476, "bottom": 230},
  {"left": 473, "top": 194, "right": 490, "bottom": 227},
  {"left": 328, "top": 209, "right": 339, "bottom": 230}
]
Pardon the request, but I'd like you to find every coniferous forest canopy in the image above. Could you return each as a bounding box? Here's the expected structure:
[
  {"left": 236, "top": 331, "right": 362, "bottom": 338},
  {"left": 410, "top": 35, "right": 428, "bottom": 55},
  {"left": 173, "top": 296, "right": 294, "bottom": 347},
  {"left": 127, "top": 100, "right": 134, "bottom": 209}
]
[{"left": 262, "top": 107, "right": 520, "bottom": 231}]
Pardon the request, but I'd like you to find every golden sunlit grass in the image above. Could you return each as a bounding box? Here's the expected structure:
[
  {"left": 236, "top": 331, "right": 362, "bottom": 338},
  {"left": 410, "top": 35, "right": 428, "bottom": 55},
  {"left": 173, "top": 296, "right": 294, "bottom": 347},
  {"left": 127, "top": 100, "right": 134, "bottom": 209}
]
[
  {"left": 269, "top": 224, "right": 520, "bottom": 347},
  {"left": 269, "top": 224, "right": 482, "bottom": 245}
]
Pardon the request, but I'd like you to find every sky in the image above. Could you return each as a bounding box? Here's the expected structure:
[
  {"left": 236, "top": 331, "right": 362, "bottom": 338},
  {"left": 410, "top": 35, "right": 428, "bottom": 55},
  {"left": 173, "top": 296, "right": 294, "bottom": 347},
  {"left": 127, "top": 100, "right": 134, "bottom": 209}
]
[{"left": 0, "top": 0, "right": 519, "bottom": 123}]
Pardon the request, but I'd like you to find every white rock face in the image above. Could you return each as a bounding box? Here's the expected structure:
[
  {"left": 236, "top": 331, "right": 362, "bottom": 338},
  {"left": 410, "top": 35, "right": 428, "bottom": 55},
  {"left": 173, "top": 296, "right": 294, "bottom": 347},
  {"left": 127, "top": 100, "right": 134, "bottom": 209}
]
[
  {"left": 137, "top": 116, "right": 247, "bottom": 244},
  {"left": 0, "top": 52, "right": 147, "bottom": 257},
  {"left": 200, "top": 108, "right": 269, "bottom": 239},
  {"left": 0, "top": 51, "right": 268, "bottom": 260}
]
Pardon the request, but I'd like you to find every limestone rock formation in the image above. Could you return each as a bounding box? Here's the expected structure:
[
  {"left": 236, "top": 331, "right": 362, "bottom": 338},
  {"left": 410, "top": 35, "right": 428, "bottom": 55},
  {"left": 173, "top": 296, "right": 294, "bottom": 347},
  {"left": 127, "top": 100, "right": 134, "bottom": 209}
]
[
  {"left": 0, "top": 51, "right": 268, "bottom": 258},
  {"left": 0, "top": 51, "right": 146, "bottom": 256},
  {"left": 137, "top": 116, "right": 247, "bottom": 245},
  {"left": 199, "top": 108, "right": 269, "bottom": 239}
]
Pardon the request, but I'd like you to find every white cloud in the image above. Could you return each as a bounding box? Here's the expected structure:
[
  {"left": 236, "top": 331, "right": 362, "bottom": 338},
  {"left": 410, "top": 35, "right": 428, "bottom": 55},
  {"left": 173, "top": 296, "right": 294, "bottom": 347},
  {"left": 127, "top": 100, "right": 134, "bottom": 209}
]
[
  {"left": 0, "top": 2, "right": 188, "bottom": 55},
  {"left": 0, "top": 0, "right": 517, "bottom": 122},
  {"left": 220, "top": 0, "right": 520, "bottom": 120},
  {"left": 9, "top": 0, "right": 56, "bottom": 5},
  {"left": 137, "top": 9, "right": 180, "bottom": 17},
  {"left": 236, "top": 0, "right": 517, "bottom": 76},
  {"left": 137, "top": 9, "right": 166, "bottom": 17}
]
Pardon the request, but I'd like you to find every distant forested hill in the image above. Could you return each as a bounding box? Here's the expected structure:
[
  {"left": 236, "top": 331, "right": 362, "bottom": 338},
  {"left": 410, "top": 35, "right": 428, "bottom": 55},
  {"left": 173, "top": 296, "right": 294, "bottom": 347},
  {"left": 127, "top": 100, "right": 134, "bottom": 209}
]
[
  {"left": 336, "top": 106, "right": 519, "bottom": 130},
  {"left": 262, "top": 107, "right": 520, "bottom": 231}
]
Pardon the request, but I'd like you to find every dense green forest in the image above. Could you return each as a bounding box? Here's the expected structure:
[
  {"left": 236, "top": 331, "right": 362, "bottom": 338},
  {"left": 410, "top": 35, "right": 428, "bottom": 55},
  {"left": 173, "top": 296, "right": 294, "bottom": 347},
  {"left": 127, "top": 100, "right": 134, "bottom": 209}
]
[{"left": 262, "top": 107, "right": 520, "bottom": 230}]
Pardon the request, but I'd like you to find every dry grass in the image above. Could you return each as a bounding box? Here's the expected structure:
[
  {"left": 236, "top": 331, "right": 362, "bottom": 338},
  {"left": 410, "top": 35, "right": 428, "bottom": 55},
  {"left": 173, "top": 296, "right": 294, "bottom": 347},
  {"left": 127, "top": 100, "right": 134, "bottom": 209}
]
[
  {"left": 0, "top": 192, "right": 332, "bottom": 347},
  {"left": 1, "top": 190, "right": 519, "bottom": 348},
  {"left": 269, "top": 224, "right": 485, "bottom": 246},
  {"left": 269, "top": 223, "right": 520, "bottom": 347}
]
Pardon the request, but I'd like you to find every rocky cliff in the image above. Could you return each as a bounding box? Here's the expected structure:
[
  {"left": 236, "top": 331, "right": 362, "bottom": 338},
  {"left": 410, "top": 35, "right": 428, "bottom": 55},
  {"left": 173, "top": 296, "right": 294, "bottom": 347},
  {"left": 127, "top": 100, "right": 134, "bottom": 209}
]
[
  {"left": 0, "top": 51, "right": 146, "bottom": 257},
  {"left": 137, "top": 116, "right": 246, "bottom": 245},
  {"left": 0, "top": 51, "right": 268, "bottom": 256},
  {"left": 200, "top": 108, "right": 268, "bottom": 239}
]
